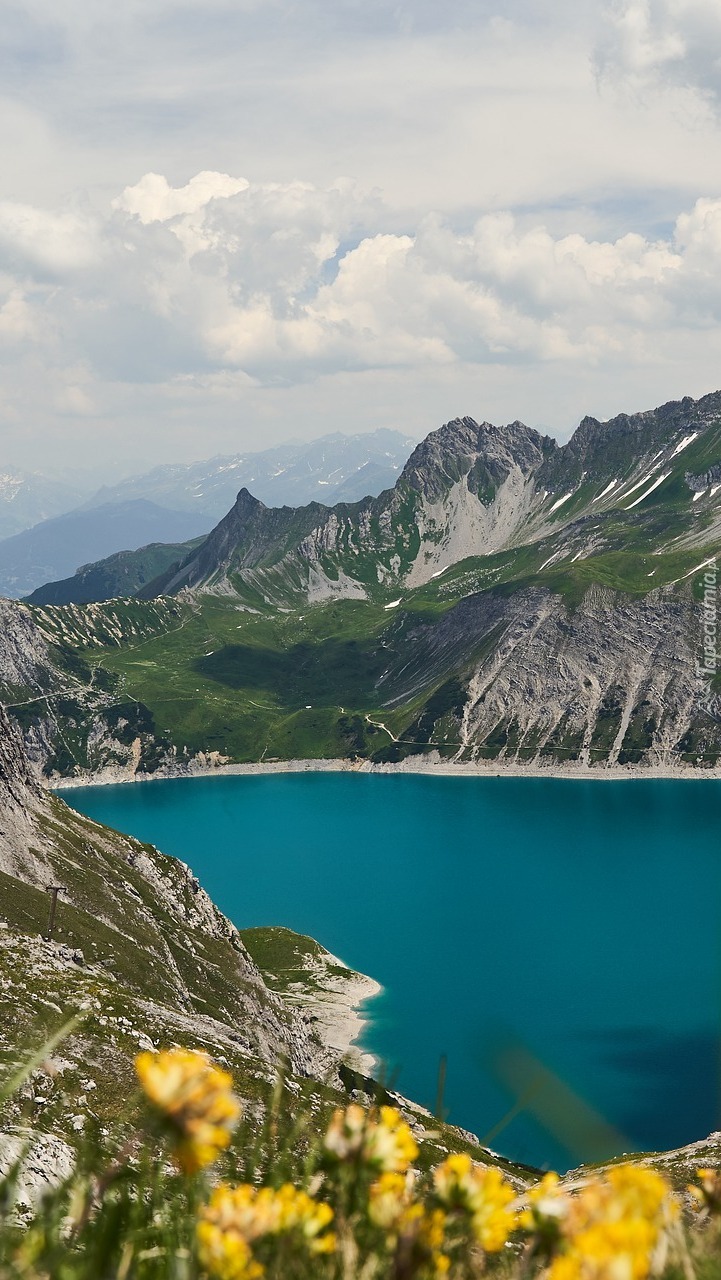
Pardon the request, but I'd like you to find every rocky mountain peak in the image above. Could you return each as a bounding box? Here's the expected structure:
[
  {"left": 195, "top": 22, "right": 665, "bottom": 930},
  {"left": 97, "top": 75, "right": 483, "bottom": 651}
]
[
  {"left": 559, "top": 390, "right": 721, "bottom": 477},
  {"left": 399, "top": 416, "right": 554, "bottom": 503}
]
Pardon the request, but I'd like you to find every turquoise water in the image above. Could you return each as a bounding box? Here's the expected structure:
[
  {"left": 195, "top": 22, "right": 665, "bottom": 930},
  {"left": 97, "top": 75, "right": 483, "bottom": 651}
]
[{"left": 63, "top": 773, "right": 721, "bottom": 1171}]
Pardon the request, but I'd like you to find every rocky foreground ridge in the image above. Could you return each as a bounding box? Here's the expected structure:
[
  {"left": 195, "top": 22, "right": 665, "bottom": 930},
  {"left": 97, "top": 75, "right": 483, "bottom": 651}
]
[{"left": 0, "top": 700, "right": 320, "bottom": 1072}]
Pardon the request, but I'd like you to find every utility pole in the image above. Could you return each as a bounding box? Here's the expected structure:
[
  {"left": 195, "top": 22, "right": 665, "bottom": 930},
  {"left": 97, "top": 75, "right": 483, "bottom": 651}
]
[{"left": 44, "top": 885, "right": 65, "bottom": 942}]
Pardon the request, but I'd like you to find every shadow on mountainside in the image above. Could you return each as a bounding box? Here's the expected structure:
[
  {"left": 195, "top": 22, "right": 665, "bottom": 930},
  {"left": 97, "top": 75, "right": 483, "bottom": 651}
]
[{"left": 193, "top": 638, "right": 396, "bottom": 708}]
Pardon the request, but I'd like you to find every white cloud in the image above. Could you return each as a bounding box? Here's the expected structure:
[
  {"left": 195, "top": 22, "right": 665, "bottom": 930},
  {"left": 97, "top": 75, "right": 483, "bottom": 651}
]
[
  {"left": 5, "top": 1, "right": 721, "bottom": 470},
  {"left": 0, "top": 203, "right": 100, "bottom": 275},
  {"left": 2, "top": 170, "right": 721, "bottom": 467},
  {"left": 79, "top": 172, "right": 697, "bottom": 378},
  {"left": 113, "top": 171, "right": 249, "bottom": 225},
  {"left": 596, "top": 1, "right": 721, "bottom": 108}
]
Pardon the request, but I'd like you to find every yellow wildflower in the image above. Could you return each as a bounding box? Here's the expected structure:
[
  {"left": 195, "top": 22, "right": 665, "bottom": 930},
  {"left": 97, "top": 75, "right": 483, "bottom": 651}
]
[
  {"left": 520, "top": 1172, "right": 569, "bottom": 1260},
  {"left": 433, "top": 1153, "right": 516, "bottom": 1251},
  {"left": 197, "top": 1182, "right": 335, "bottom": 1278},
  {"left": 542, "top": 1164, "right": 678, "bottom": 1280},
  {"left": 368, "top": 1172, "right": 449, "bottom": 1272},
  {"left": 520, "top": 1172, "right": 568, "bottom": 1227},
  {"left": 136, "top": 1048, "right": 240, "bottom": 1173},
  {"left": 197, "top": 1187, "right": 268, "bottom": 1280},
  {"left": 273, "top": 1184, "right": 336, "bottom": 1253},
  {"left": 604, "top": 1166, "right": 674, "bottom": 1224},
  {"left": 563, "top": 1166, "right": 676, "bottom": 1239},
  {"left": 196, "top": 1220, "right": 264, "bottom": 1280},
  {"left": 324, "top": 1101, "right": 368, "bottom": 1160},
  {"left": 549, "top": 1217, "right": 658, "bottom": 1280},
  {"left": 324, "top": 1103, "right": 418, "bottom": 1173},
  {"left": 366, "top": 1106, "right": 419, "bottom": 1172},
  {"left": 688, "top": 1167, "right": 721, "bottom": 1215},
  {"left": 392, "top": 1204, "right": 449, "bottom": 1273},
  {"left": 420, "top": 1207, "right": 451, "bottom": 1277},
  {"left": 199, "top": 1185, "right": 282, "bottom": 1244},
  {"left": 369, "top": 1172, "right": 416, "bottom": 1231}
]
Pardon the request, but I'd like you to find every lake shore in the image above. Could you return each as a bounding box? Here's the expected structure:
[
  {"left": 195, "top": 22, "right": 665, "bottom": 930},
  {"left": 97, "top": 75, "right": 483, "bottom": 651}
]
[
  {"left": 52, "top": 751, "right": 721, "bottom": 788},
  {"left": 284, "top": 947, "right": 382, "bottom": 1076}
]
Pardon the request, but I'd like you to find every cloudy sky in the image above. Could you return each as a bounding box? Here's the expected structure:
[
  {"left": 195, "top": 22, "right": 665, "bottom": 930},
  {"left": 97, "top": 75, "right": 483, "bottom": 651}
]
[{"left": 4, "top": 0, "right": 721, "bottom": 473}]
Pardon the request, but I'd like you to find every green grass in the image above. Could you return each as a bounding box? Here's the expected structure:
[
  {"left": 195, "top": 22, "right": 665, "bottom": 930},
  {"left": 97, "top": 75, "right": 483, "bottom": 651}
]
[
  {"left": 73, "top": 598, "right": 395, "bottom": 761},
  {"left": 241, "top": 926, "right": 356, "bottom": 996},
  {"left": 537, "top": 546, "right": 717, "bottom": 606}
]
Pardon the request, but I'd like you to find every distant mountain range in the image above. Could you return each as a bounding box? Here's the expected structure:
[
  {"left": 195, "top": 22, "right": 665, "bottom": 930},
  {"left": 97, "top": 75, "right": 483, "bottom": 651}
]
[
  {"left": 2, "top": 501, "right": 210, "bottom": 600},
  {"left": 0, "top": 469, "right": 88, "bottom": 539},
  {"left": 82, "top": 429, "right": 417, "bottom": 518},
  {"left": 2, "top": 429, "right": 416, "bottom": 599},
  {"left": 138, "top": 393, "right": 721, "bottom": 604}
]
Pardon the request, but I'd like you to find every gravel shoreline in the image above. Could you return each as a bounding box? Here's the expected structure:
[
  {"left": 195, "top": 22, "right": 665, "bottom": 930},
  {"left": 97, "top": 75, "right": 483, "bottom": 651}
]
[{"left": 52, "top": 753, "right": 721, "bottom": 788}]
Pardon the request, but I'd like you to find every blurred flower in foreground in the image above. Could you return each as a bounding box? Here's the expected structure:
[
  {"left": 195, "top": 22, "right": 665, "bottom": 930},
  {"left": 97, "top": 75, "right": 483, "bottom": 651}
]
[
  {"left": 519, "top": 1172, "right": 569, "bottom": 1261},
  {"left": 433, "top": 1152, "right": 516, "bottom": 1251},
  {"left": 135, "top": 1047, "right": 241, "bottom": 1173},
  {"left": 549, "top": 1218, "right": 658, "bottom": 1280},
  {"left": 272, "top": 1185, "right": 336, "bottom": 1253},
  {"left": 369, "top": 1173, "right": 449, "bottom": 1276},
  {"left": 324, "top": 1102, "right": 418, "bottom": 1173},
  {"left": 688, "top": 1167, "right": 721, "bottom": 1218},
  {"left": 369, "top": 1171, "right": 417, "bottom": 1231},
  {"left": 197, "top": 1182, "right": 335, "bottom": 1279},
  {"left": 536, "top": 1164, "right": 678, "bottom": 1280}
]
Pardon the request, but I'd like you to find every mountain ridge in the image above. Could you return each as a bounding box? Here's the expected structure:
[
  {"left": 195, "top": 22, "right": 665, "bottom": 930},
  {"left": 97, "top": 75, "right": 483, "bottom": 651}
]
[
  {"left": 134, "top": 390, "right": 721, "bottom": 606},
  {"left": 81, "top": 428, "right": 417, "bottom": 519}
]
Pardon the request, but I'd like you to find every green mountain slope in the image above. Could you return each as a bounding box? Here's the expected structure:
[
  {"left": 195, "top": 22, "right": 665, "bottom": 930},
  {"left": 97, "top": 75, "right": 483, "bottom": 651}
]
[{"left": 26, "top": 537, "right": 204, "bottom": 606}]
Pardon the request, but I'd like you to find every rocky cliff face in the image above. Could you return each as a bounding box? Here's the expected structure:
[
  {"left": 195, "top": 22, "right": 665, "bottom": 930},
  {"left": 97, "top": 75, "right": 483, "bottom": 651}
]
[
  {"left": 0, "top": 704, "right": 38, "bottom": 808},
  {"left": 379, "top": 581, "right": 720, "bottom": 768},
  {"left": 397, "top": 417, "right": 554, "bottom": 503},
  {"left": 0, "top": 704, "right": 45, "bottom": 881},
  {"left": 0, "top": 597, "right": 186, "bottom": 781}
]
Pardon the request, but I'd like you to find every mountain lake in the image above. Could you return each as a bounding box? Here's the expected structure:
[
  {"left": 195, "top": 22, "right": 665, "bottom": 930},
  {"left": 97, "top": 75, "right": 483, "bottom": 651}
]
[{"left": 63, "top": 772, "right": 721, "bottom": 1171}]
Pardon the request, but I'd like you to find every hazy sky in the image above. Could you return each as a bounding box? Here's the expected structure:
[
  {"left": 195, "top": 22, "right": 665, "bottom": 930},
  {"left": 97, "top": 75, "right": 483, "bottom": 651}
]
[{"left": 4, "top": 0, "right": 721, "bottom": 473}]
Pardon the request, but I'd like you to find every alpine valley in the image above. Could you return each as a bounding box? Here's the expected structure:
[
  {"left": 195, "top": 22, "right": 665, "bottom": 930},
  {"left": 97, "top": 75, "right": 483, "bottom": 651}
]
[
  {"left": 4, "top": 390, "right": 721, "bottom": 1197},
  {"left": 6, "top": 389, "right": 721, "bottom": 780}
]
